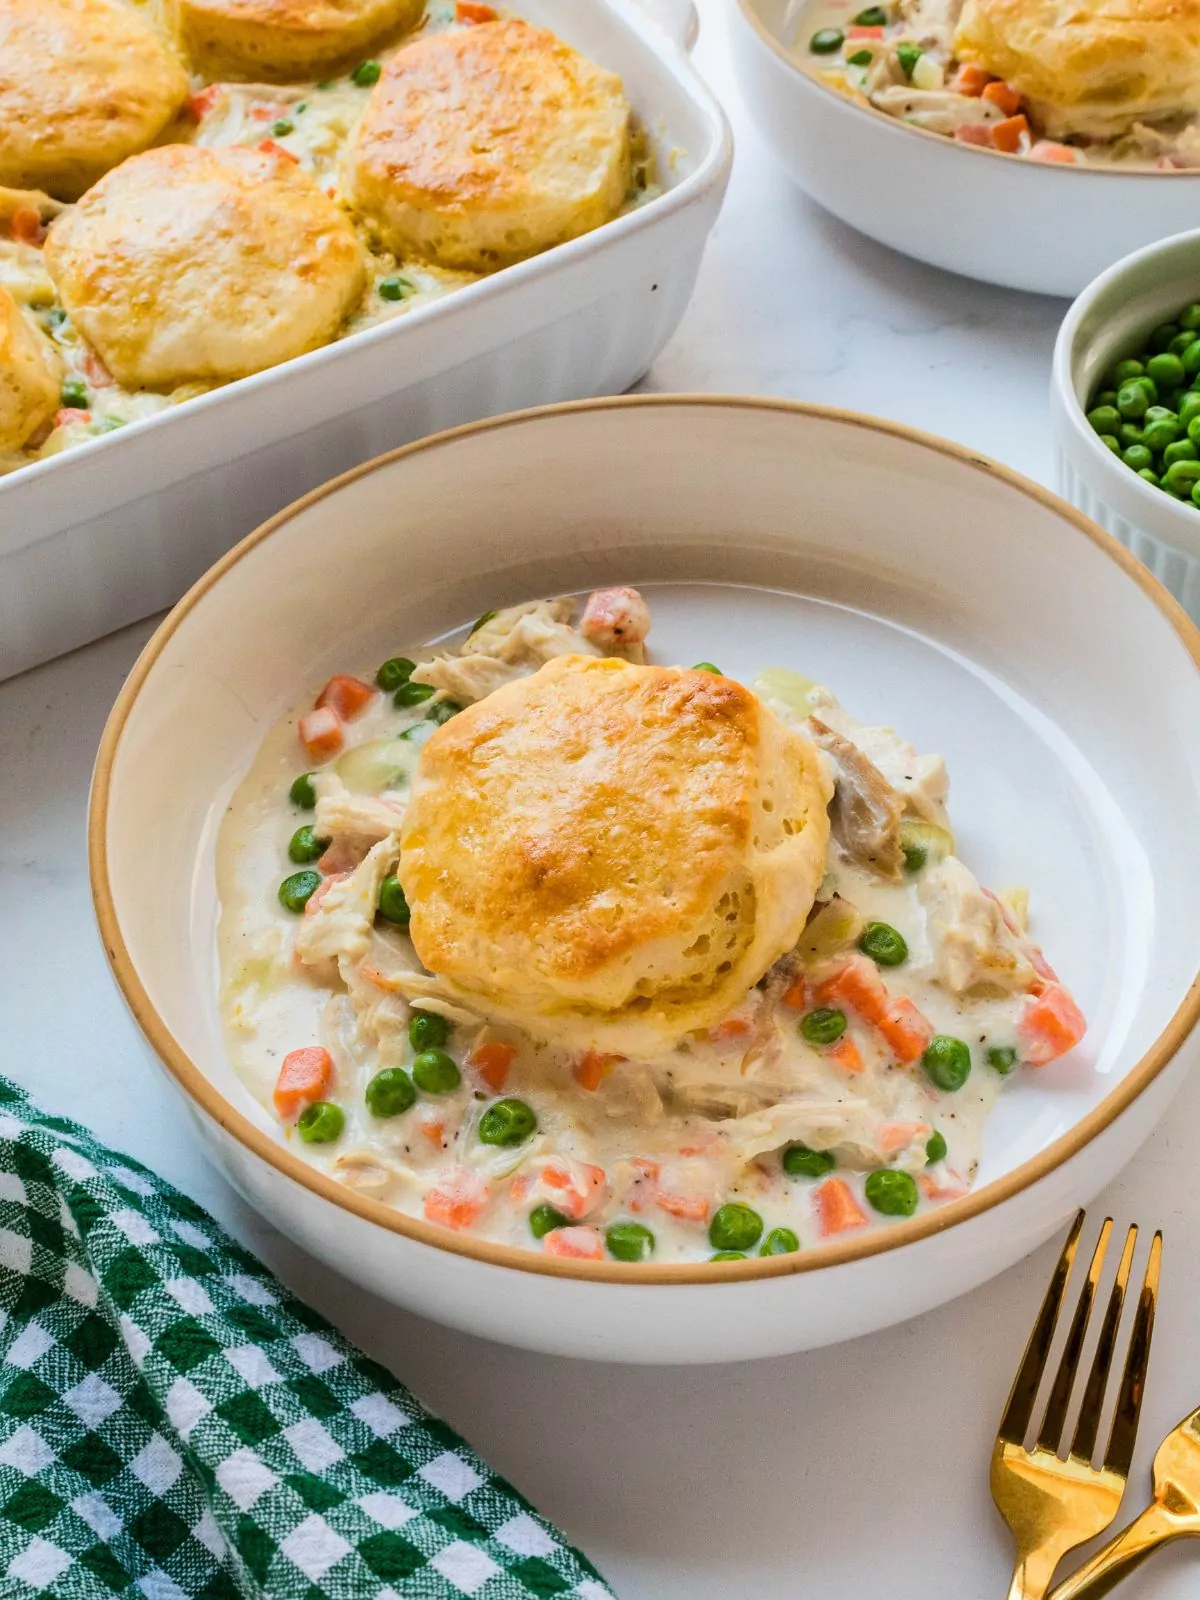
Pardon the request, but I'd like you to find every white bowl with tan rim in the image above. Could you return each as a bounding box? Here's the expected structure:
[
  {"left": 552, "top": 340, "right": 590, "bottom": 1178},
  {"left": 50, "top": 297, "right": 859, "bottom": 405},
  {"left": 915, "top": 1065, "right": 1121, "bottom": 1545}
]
[
  {"left": 90, "top": 395, "right": 1200, "bottom": 1363},
  {"left": 728, "top": 0, "right": 1200, "bottom": 297}
]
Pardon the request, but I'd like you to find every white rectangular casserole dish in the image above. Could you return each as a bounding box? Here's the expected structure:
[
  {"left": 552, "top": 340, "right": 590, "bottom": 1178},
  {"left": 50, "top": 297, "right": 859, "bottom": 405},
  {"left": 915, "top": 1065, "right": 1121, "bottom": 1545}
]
[{"left": 0, "top": 0, "right": 731, "bottom": 681}]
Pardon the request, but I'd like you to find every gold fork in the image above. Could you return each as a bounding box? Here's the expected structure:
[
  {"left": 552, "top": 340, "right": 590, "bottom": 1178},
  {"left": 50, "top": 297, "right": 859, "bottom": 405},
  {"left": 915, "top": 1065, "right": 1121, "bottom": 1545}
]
[{"left": 992, "top": 1211, "right": 1162, "bottom": 1600}]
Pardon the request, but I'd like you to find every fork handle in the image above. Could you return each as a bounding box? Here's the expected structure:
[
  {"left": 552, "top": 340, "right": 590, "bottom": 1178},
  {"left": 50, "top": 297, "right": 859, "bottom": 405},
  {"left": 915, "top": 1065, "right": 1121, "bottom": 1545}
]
[{"left": 1045, "top": 1503, "right": 1187, "bottom": 1600}]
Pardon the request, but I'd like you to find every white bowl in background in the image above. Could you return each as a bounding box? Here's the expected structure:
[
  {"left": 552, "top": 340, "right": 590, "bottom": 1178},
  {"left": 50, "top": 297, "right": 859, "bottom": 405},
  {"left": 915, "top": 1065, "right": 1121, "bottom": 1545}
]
[
  {"left": 91, "top": 396, "right": 1200, "bottom": 1363},
  {"left": 728, "top": 0, "right": 1200, "bottom": 297},
  {"left": 1053, "top": 229, "right": 1200, "bottom": 619}
]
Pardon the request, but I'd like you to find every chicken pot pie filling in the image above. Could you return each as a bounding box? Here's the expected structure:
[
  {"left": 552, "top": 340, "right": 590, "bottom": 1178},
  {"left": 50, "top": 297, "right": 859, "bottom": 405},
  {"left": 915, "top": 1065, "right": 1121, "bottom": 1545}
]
[
  {"left": 217, "top": 589, "right": 1087, "bottom": 1265},
  {"left": 798, "top": 0, "right": 1200, "bottom": 168},
  {"left": 0, "top": 1, "right": 657, "bottom": 477}
]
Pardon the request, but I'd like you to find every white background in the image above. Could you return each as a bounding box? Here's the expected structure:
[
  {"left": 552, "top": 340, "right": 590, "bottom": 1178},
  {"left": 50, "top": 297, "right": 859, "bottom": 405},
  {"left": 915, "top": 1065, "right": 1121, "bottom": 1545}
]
[{"left": 3, "top": 10, "right": 1199, "bottom": 1597}]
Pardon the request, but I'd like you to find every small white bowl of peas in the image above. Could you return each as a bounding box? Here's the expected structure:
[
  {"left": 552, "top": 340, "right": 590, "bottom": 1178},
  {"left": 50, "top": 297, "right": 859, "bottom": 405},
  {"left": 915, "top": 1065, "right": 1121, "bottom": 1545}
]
[{"left": 1053, "top": 229, "right": 1200, "bottom": 618}]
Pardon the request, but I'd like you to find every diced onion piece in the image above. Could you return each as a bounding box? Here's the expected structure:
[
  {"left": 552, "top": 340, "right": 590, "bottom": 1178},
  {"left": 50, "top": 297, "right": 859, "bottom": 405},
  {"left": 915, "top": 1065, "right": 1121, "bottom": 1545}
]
[{"left": 910, "top": 53, "right": 944, "bottom": 90}]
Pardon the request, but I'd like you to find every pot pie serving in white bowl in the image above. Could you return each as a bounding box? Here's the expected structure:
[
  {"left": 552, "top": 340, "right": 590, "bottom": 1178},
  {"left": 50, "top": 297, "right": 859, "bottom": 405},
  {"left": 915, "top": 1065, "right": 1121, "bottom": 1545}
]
[
  {"left": 92, "top": 397, "right": 1200, "bottom": 1362},
  {"left": 729, "top": 0, "right": 1200, "bottom": 294}
]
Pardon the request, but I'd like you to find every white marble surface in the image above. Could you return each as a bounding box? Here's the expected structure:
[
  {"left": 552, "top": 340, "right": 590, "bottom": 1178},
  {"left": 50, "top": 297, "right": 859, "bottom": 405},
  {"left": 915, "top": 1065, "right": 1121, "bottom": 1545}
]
[{"left": 2, "top": 14, "right": 1199, "bottom": 1599}]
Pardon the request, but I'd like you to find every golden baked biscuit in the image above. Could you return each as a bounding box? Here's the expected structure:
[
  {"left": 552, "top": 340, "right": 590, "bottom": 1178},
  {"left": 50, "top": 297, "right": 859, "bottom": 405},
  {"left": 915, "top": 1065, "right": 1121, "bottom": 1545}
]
[
  {"left": 44, "top": 144, "right": 367, "bottom": 390},
  {"left": 166, "top": 0, "right": 425, "bottom": 81},
  {"left": 0, "top": 0, "right": 189, "bottom": 202},
  {"left": 400, "top": 656, "right": 833, "bottom": 1054},
  {"left": 953, "top": 0, "right": 1200, "bottom": 138},
  {"left": 343, "top": 19, "right": 632, "bottom": 271},
  {"left": 0, "top": 288, "right": 61, "bottom": 452}
]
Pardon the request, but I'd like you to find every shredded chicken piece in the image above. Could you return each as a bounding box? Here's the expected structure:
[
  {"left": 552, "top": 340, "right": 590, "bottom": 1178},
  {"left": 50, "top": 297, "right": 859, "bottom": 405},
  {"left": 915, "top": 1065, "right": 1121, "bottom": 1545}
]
[
  {"left": 331, "top": 1148, "right": 419, "bottom": 1194},
  {"left": 314, "top": 781, "right": 407, "bottom": 851},
  {"left": 295, "top": 837, "right": 397, "bottom": 972},
  {"left": 871, "top": 85, "right": 1000, "bottom": 134},
  {"left": 411, "top": 598, "right": 601, "bottom": 704},
  {"left": 919, "top": 856, "right": 1036, "bottom": 995},
  {"left": 812, "top": 696, "right": 951, "bottom": 831},
  {"left": 579, "top": 586, "right": 650, "bottom": 662},
  {"left": 810, "top": 717, "right": 906, "bottom": 880},
  {"left": 719, "top": 1097, "right": 899, "bottom": 1166}
]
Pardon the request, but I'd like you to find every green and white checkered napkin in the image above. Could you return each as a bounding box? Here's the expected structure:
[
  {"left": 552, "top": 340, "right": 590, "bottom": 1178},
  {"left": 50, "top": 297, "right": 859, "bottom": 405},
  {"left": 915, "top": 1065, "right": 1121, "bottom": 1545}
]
[{"left": 0, "top": 1077, "right": 614, "bottom": 1600}]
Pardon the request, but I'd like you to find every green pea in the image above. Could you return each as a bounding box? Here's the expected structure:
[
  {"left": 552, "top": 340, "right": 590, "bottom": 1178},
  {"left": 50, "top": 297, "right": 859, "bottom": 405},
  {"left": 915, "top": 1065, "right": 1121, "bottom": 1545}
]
[
  {"left": 1123, "top": 445, "right": 1154, "bottom": 472},
  {"left": 61, "top": 377, "right": 88, "bottom": 409},
  {"left": 1165, "top": 439, "right": 1199, "bottom": 465},
  {"left": 395, "top": 680, "right": 435, "bottom": 707},
  {"left": 986, "top": 1044, "right": 1018, "bottom": 1075},
  {"left": 298, "top": 1101, "right": 344, "bottom": 1143},
  {"left": 1165, "top": 459, "right": 1200, "bottom": 492},
  {"left": 289, "top": 772, "right": 317, "bottom": 808},
  {"left": 606, "top": 1222, "right": 655, "bottom": 1262},
  {"left": 1131, "top": 375, "right": 1159, "bottom": 400},
  {"left": 1095, "top": 390, "right": 1118, "bottom": 407},
  {"left": 925, "top": 1130, "right": 947, "bottom": 1165},
  {"left": 409, "top": 1009, "right": 449, "bottom": 1051},
  {"left": 316, "top": 77, "right": 337, "bottom": 89},
  {"left": 1191, "top": 481, "right": 1200, "bottom": 507},
  {"left": 425, "top": 699, "right": 462, "bottom": 725},
  {"left": 865, "top": 1169, "right": 919, "bottom": 1217},
  {"left": 45, "top": 306, "right": 68, "bottom": 330},
  {"left": 296, "top": 101, "right": 308, "bottom": 112},
  {"left": 853, "top": 5, "right": 887, "bottom": 21},
  {"left": 1098, "top": 435, "right": 1120, "bottom": 453},
  {"left": 378, "top": 874, "right": 410, "bottom": 925},
  {"left": 351, "top": 59, "right": 382, "bottom": 85},
  {"left": 1147, "top": 352, "right": 1185, "bottom": 388},
  {"left": 1108, "top": 359, "right": 1145, "bottom": 386},
  {"left": 846, "top": 46, "right": 873, "bottom": 62},
  {"left": 1087, "top": 404, "right": 1121, "bottom": 435},
  {"left": 470, "top": 610, "right": 497, "bottom": 635},
  {"left": 1187, "top": 415, "right": 1200, "bottom": 446},
  {"left": 412, "top": 1049, "right": 460, "bottom": 1094},
  {"left": 529, "top": 1204, "right": 569, "bottom": 1238},
  {"left": 782, "top": 1142, "right": 835, "bottom": 1179},
  {"left": 376, "top": 656, "right": 415, "bottom": 690},
  {"left": 799, "top": 1006, "right": 847, "bottom": 1046},
  {"left": 902, "top": 840, "right": 927, "bottom": 873},
  {"left": 1143, "top": 419, "right": 1181, "bottom": 452},
  {"left": 858, "top": 921, "right": 908, "bottom": 966},
  {"left": 1117, "top": 382, "right": 1150, "bottom": 420},
  {"left": 759, "top": 1227, "right": 800, "bottom": 1256},
  {"left": 692, "top": 662, "right": 721, "bottom": 674},
  {"left": 1169, "top": 333, "right": 1195, "bottom": 357},
  {"left": 809, "top": 25, "right": 844, "bottom": 50},
  {"left": 896, "top": 40, "right": 922, "bottom": 74},
  {"left": 1181, "top": 304, "right": 1200, "bottom": 332},
  {"left": 1151, "top": 323, "right": 1180, "bottom": 352},
  {"left": 288, "top": 824, "right": 330, "bottom": 863},
  {"left": 365, "top": 1067, "right": 415, "bottom": 1118},
  {"left": 271, "top": 118, "right": 294, "bottom": 136},
  {"left": 1180, "top": 392, "right": 1200, "bottom": 426},
  {"left": 710, "top": 1252, "right": 747, "bottom": 1261},
  {"left": 1139, "top": 469, "right": 1161, "bottom": 486},
  {"left": 708, "top": 1202, "right": 763, "bottom": 1253},
  {"left": 279, "top": 870, "right": 321, "bottom": 912},
  {"left": 923, "top": 1034, "right": 972, "bottom": 1092},
  {"left": 1118, "top": 423, "right": 1145, "bottom": 449},
  {"left": 478, "top": 1098, "right": 537, "bottom": 1146},
  {"left": 378, "top": 276, "right": 414, "bottom": 302}
]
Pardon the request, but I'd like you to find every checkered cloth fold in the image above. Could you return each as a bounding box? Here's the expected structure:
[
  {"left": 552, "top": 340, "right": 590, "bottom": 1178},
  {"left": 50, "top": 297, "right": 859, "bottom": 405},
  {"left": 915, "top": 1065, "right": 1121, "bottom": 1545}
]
[{"left": 0, "top": 1078, "right": 613, "bottom": 1600}]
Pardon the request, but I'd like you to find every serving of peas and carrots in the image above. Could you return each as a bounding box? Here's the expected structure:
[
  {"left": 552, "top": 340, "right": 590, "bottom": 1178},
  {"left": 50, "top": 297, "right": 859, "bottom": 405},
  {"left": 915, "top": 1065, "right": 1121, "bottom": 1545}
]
[{"left": 1086, "top": 302, "right": 1200, "bottom": 507}]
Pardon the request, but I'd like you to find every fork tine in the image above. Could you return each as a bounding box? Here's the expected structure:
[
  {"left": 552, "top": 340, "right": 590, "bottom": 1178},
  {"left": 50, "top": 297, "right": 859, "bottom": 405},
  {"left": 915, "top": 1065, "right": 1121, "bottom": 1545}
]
[
  {"left": 1102, "top": 1230, "right": 1162, "bottom": 1477},
  {"left": 998, "top": 1210, "right": 1084, "bottom": 1443},
  {"left": 1037, "top": 1218, "right": 1113, "bottom": 1452},
  {"left": 1072, "top": 1223, "right": 1138, "bottom": 1463}
]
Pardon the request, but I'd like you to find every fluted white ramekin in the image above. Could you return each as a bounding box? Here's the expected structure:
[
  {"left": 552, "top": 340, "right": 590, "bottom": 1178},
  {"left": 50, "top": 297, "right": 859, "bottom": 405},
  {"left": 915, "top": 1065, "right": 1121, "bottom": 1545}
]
[{"left": 1053, "top": 229, "right": 1200, "bottom": 619}]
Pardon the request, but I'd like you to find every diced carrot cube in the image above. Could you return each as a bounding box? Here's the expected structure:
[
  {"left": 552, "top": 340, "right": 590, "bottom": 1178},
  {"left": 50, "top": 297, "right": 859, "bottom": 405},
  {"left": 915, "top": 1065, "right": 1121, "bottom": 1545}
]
[
  {"left": 258, "top": 137, "right": 299, "bottom": 163},
  {"left": 544, "top": 1226, "right": 605, "bottom": 1260},
  {"left": 186, "top": 85, "right": 222, "bottom": 119},
  {"left": 847, "top": 23, "right": 883, "bottom": 35},
  {"left": 424, "top": 1171, "right": 490, "bottom": 1230},
  {"left": 709, "top": 1016, "right": 752, "bottom": 1042},
  {"left": 574, "top": 1050, "right": 613, "bottom": 1092},
  {"left": 816, "top": 956, "right": 888, "bottom": 1025},
  {"left": 876, "top": 996, "right": 934, "bottom": 1064},
  {"left": 542, "top": 1161, "right": 607, "bottom": 1219},
  {"left": 1017, "top": 983, "right": 1087, "bottom": 1066},
  {"left": 952, "top": 64, "right": 991, "bottom": 95},
  {"left": 1027, "top": 141, "right": 1082, "bottom": 165},
  {"left": 991, "top": 113, "right": 1029, "bottom": 154},
  {"left": 827, "top": 1035, "right": 865, "bottom": 1074},
  {"left": 316, "top": 674, "right": 377, "bottom": 721},
  {"left": 981, "top": 80, "right": 1021, "bottom": 114},
  {"left": 299, "top": 706, "right": 343, "bottom": 761},
  {"left": 54, "top": 408, "right": 91, "bottom": 428},
  {"left": 920, "top": 1172, "right": 968, "bottom": 1202},
  {"left": 456, "top": 0, "right": 498, "bottom": 18},
  {"left": 468, "top": 1040, "right": 516, "bottom": 1091},
  {"left": 877, "top": 1121, "right": 929, "bottom": 1158},
  {"left": 655, "top": 1190, "right": 710, "bottom": 1223},
  {"left": 781, "top": 976, "right": 808, "bottom": 1009},
  {"left": 11, "top": 207, "right": 43, "bottom": 244},
  {"left": 954, "top": 122, "right": 995, "bottom": 147},
  {"left": 418, "top": 1115, "right": 446, "bottom": 1147},
  {"left": 82, "top": 349, "right": 114, "bottom": 388},
  {"left": 274, "top": 1046, "right": 333, "bottom": 1118},
  {"left": 813, "top": 1178, "right": 868, "bottom": 1236}
]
